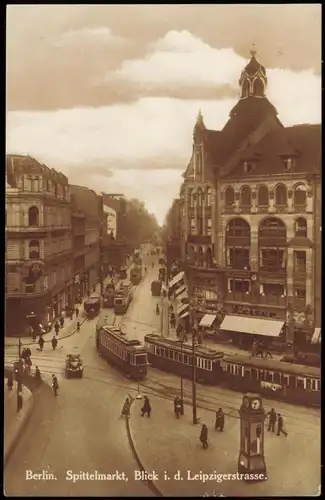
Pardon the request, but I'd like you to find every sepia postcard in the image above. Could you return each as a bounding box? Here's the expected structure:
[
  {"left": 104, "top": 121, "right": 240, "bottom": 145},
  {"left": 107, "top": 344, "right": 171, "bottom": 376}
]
[{"left": 5, "top": 4, "right": 321, "bottom": 497}]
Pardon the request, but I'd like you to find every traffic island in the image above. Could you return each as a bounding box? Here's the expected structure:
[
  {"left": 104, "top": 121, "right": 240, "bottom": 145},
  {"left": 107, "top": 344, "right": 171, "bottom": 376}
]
[
  {"left": 4, "top": 381, "right": 33, "bottom": 466},
  {"left": 127, "top": 395, "right": 320, "bottom": 497}
]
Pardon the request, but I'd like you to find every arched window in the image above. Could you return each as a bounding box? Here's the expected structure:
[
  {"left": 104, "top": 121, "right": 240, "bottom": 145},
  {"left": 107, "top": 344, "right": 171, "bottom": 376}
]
[
  {"left": 275, "top": 184, "right": 287, "bottom": 206},
  {"left": 29, "top": 240, "right": 40, "bottom": 259},
  {"left": 188, "top": 245, "right": 196, "bottom": 263},
  {"left": 241, "top": 79, "right": 249, "bottom": 98},
  {"left": 225, "top": 187, "right": 235, "bottom": 207},
  {"left": 28, "top": 206, "right": 39, "bottom": 226},
  {"left": 206, "top": 187, "right": 212, "bottom": 207},
  {"left": 31, "top": 176, "right": 40, "bottom": 192},
  {"left": 198, "top": 247, "right": 204, "bottom": 267},
  {"left": 197, "top": 188, "right": 203, "bottom": 207},
  {"left": 205, "top": 247, "right": 212, "bottom": 268},
  {"left": 295, "top": 217, "right": 307, "bottom": 237},
  {"left": 254, "top": 78, "right": 264, "bottom": 97},
  {"left": 257, "top": 185, "right": 269, "bottom": 206},
  {"left": 259, "top": 217, "right": 286, "bottom": 239},
  {"left": 54, "top": 183, "right": 58, "bottom": 196},
  {"left": 226, "top": 218, "right": 251, "bottom": 238},
  {"left": 240, "top": 186, "right": 251, "bottom": 207},
  {"left": 26, "top": 175, "right": 32, "bottom": 191},
  {"left": 294, "top": 184, "right": 307, "bottom": 208}
]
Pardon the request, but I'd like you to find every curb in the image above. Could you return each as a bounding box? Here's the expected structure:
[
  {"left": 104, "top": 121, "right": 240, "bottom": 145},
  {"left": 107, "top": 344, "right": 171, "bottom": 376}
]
[
  {"left": 5, "top": 316, "right": 88, "bottom": 348},
  {"left": 4, "top": 386, "right": 34, "bottom": 468},
  {"left": 125, "top": 401, "right": 163, "bottom": 498}
]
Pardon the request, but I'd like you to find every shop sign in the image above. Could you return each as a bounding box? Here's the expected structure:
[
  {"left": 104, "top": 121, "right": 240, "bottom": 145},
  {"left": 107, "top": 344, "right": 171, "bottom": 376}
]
[
  {"left": 261, "top": 381, "right": 283, "bottom": 392},
  {"left": 230, "top": 304, "right": 277, "bottom": 319}
]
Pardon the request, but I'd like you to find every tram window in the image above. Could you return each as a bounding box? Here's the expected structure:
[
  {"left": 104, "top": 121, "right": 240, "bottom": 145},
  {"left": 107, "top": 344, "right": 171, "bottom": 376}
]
[
  {"left": 207, "top": 360, "right": 212, "bottom": 371},
  {"left": 166, "top": 349, "right": 170, "bottom": 359},
  {"left": 288, "top": 375, "right": 295, "bottom": 388},
  {"left": 126, "top": 353, "right": 130, "bottom": 363},
  {"left": 282, "top": 374, "right": 289, "bottom": 386},
  {"left": 296, "top": 377, "right": 306, "bottom": 390},
  {"left": 251, "top": 368, "right": 258, "bottom": 380},
  {"left": 306, "top": 378, "right": 311, "bottom": 391},
  {"left": 265, "top": 371, "right": 273, "bottom": 382},
  {"left": 184, "top": 355, "right": 188, "bottom": 364},
  {"left": 136, "top": 355, "right": 147, "bottom": 364},
  {"left": 244, "top": 368, "right": 250, "bottom": 377},
  {"left": 226, "top": 364, "right": 231, "bottom": 373},
  {"left": 156, "top": 347, "right": 161, "bottom": 356},
  {"left": 196, "top": 357, "right": 201, "bottom": 368},
  {"left": 189, "top": 356, "right": 193, "bottom": 365},
  {"left": 317, "top": 380, "right": 321, "bottom": 391},
  {"left": 161, "top": 348, "right": 165, "bottom": 357},
  {"left": 273, "top": 372, "right": 281, "bottom": 384}
]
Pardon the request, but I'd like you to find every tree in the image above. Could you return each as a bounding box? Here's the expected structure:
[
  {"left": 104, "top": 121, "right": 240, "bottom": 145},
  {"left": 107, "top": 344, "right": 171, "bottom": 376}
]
[{"left": 123, "top": 198, "right": 160, "bottom": 246}]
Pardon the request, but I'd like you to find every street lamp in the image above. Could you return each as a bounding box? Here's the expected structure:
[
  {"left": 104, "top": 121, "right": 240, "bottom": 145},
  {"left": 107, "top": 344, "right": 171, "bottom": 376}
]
[
  {"left": 192, "top": 328, "right": 198, "bottom": 424},
  {"left": 16, "top": 337, "right": 22, "bottom": 412},
  {"left": 136, "top": 382, "right": 142, "bottom": 400}
]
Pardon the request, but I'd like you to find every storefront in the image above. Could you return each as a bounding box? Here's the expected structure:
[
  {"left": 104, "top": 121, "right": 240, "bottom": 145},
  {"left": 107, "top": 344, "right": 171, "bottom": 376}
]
[{"left": 220, "top": 314, "right": 285, "bottom": 349}]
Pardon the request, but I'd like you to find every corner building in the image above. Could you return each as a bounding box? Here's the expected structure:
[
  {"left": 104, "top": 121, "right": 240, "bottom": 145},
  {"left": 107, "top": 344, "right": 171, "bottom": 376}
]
[
  {"left": 179, "top": 51, "right": 321, "bottom": 348},
  {"left": 5, "top": 155, "right": 73, "bottom": 335}
]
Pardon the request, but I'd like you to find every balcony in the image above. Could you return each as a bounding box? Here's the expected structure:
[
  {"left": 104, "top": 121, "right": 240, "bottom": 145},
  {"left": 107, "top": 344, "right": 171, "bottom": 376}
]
[
  {"left": 6, "top": 224, "right": 71, "bottom": 233},
  {"left": 187, "top": 235, "right": 211, "bottom": 244},
  {"left": 259, "top": 269, "right": 286, "bottom": 280},
  {"left": 259, "top": 294, "right": 287, "bottom": 307},
  {"left": 293, "top": 204, "right": 307, "bottom": 213},
  {"left": 274, "top": 204, "right": 288, "bottom": 214},
  {"left": 226, "top": 291, "right": 287, "bottom": 307}
]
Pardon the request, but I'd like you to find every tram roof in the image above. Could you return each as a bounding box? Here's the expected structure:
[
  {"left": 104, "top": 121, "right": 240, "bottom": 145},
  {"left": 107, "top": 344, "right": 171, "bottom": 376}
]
[
  {"left": 222, "top": 354, "right": 320, "bottom": 378},
  {"left": 144, "top": 334, "right": 224, "bottom": 359},
  {"left": 101, "top": 325, "right": 145, "bottom": 351}
]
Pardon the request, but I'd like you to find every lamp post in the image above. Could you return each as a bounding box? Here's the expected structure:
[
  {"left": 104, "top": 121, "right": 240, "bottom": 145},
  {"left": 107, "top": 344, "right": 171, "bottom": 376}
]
[
  {"left": 16, "top": 337, "right": 22, "bottom": 412},
  {"left": 192, "top": 327, "right": 197, "bottom": 424},
  {"left": 180, "top": 333, "right": 184, "bottom": 412}
]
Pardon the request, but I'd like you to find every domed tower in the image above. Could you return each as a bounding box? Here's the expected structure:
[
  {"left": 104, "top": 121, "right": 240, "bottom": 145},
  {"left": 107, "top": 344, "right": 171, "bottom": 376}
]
[{"left": 239, "top": 48, "right": 267, "bottom": 99}]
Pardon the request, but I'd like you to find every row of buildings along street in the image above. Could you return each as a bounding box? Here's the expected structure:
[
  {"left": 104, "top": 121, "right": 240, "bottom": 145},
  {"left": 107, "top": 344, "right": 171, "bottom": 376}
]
[
  {"left": 5, "top": 156, "right": 158, "bottom": 337},
  {"left": 164, "top": 51, "right": 321, "bottom": 356}
]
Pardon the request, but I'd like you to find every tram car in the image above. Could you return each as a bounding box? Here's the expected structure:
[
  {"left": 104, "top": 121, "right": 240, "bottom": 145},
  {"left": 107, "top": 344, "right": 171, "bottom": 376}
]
[
  {"left": 133, "top": 251, "right": 142, "bottom": 266},
  {"left": 102, "top": 283, "right": 115, "bottom": 308},
  {"left": 84, "top": 297, "right": 100, "bottom": 318},
  {"left": 221, "top": 354, "right": 321, "bottom": 407},
  {"left": 144, "top": 334, "right": 224, "bottom": 384},
  {"left": 96, "top": 325, "right": 148, "bottom": 380},
  {"left": 130, "top": 264, "right": 142, "bottom": 285},
  {"left": 114, "top": 281, "right": 133, "bottom": 314}
]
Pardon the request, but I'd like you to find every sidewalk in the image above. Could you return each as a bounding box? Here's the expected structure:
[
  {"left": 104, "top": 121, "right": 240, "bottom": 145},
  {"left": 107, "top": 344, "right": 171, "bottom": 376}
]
[
  {"left": 4, "top": 380, "right": 33, "bottom": 466},
  {"left": 5, "top": 275, "right": 119, "bottom": 348},
  {"left": 127, "top": 395, "right": 320, "bottom": 497}
]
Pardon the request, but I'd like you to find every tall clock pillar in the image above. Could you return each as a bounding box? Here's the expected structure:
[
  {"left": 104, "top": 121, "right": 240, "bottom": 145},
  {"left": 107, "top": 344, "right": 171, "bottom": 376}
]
[{"left": 238, "top": 393, "right": 267, "bottom": 481}]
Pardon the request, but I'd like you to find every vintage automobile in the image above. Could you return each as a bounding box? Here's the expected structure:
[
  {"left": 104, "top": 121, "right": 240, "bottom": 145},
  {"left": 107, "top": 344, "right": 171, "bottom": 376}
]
[{"left": 65, "top": 354, "right": 83, "bottom": 378}]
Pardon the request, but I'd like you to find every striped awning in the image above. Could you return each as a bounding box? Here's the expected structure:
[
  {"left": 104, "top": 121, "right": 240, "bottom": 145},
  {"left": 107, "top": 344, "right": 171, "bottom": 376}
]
[
  {"left": 311, "top": 327, "right": 321, "bottom": 344},
  {"left": 180, "top": 311, "right": 190, "bottom": 319},
  {"left": 169, "top": 271, "right": 185, "bottom": 289},
  {"left": 199, "top": 314, "right": 217, "bottom": 328}
]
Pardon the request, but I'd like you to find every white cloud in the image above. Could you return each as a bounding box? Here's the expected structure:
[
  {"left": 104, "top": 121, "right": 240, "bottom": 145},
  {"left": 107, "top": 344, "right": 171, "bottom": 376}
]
[{"left": 54, "top": 26, "right": 125, "bottom": 47}]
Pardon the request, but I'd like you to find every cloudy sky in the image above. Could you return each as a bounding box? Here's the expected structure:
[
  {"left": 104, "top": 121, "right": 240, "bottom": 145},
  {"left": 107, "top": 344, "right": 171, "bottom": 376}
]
[{"left": 6, "top": 4, "right": 321, "bottom": 225}]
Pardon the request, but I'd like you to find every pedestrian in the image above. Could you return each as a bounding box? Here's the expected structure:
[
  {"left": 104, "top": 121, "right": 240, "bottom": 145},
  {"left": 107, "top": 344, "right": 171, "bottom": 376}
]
[
  {"left": 25, "top": 357, "right": 32, "bottom": 374},
  {"left": 267, "top": 408, "right": 277, "bottom": 432},
  {"left": 156, "top": 304, "right": 160, "bottom": 315},
  {"left": 51, "top": 336, "right": 58, "bottom": 351},
  {"left": 77, "top": 321, "right": 80, "bottom": 331},
  {"left": 38, "top": 336, "right": 44, "bottom": 352},
  {"left": 145, "top": 266, "right": 147, "bottom": 273},
  {"left": 17, "top": 390, "right": 23, "bottom": 412},
  {"left": 7, "top": 372, "right": 14, "bottom": 391},
  {"left": 276, "top": 413, "right": 288, "bottom": 437},
  {"left": 52, "top": 374, "right": 59, "bottom": 397},
  {"left": 215, "top": 408, "right": 225, "bottom": 431},
  {"left": 264, "top": 346, "right": 273, "bottom": 359},
  {"left": 75, "top": 307, "right": 79, "bottom": 318},
  {"left": 87, "top": 289, "right": 91, "bottom": 299},
  {"left": 59, "top": 316, "right": 64, "bottom": 329},
  {"left": 140, "top": 396, "right": 151, "bottom": 417},
  {"left": 54, "top": 321, "right": 60, "bottom": 336},
  {"left": 170, "top": 313, "right": 176, "bottom": 329},
  {"left": 121, "top": 397, "right": 131, "bottom": 418},
  {"left": 200, "top": 424, "right": 208, "bottom": 449}
]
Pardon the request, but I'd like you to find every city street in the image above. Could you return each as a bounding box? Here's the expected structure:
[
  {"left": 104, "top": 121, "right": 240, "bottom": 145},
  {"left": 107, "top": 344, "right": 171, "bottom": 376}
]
[{"left": 5, "top": 259, "right": 321, "bottom": 497}]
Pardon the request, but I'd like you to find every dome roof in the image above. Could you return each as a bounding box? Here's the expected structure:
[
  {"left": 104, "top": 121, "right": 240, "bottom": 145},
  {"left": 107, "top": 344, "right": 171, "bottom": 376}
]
[{"left": 244, "top": 54, "right": 266, "bottom": 77}]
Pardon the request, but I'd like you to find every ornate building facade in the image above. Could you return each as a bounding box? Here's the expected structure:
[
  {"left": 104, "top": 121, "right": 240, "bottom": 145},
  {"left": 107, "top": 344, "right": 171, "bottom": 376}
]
[
  {"left": 178, "top": 51, "right": 321, "bottom": 346},
  {"left": 5, "top": 155, "right": 73, "bottom": 335}
]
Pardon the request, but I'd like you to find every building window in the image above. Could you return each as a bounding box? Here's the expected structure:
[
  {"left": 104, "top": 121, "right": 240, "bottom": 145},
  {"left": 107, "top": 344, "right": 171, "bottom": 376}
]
[
  {"left": 225, "top": 187, "right": 235, "bottom": 207},
  {"left": 197, "top": 217, "right": 203, "bottom": 235},
  {"left": 44, "top": 276, "right": 48, "bottom": 290},
  {"left": 190, "top": 218, "right": 196, "bottom": 235},
  {"left": 206, "top": 188, "right": 212, "bottom": 207},
  {"left": 229, "top": 279, "right": 250, "bottom": 294},
  {"left": 197, "top": 188, "right": 203, "bottom": 207},
  {"left": 31, "top": 176, "right": 40, "bottom": 192},
  {"left": 284, "top": 158, "right": 295, "bottom": 171},
  {"left": 258, "top": 217, "right": 286, "bottom": 239},
  {"left": 227, "top": 248, "right": 250, "bottom": 269},
  {"left": 243, "top": 162, "right": 255, "bottom": 174},
  {"left": 29, "top": 240, "right": 40, "bottom": 259},
  {"left": 195, "top": 149, "right": 202, "bottom": 175},
  {"left": 275, "top": 184, "right": 287, "bottom": 206},
  {"left": 293, "top": 184, "right": 307, "bottom": 208},
  {"left": 205, "top": 247, "right": 212, "bottom": 268},
  {"left": 206, "top": 218, "right": 212, "bottom": 236},
  {"left": 240, "top": 186, "right": 251, "bottom": 207},
  {"left": 260, "top": 248, "right": 286, "bottom": 271},
  {"left": 295, "top": 217, "right": 307, "bottom": 237},
  {"left": 257, "top": 185, "right": 269, "bottom": 206},
  {"left": 294, "top": 251, "right": 306, "bottom": 273},
  {"left": 28, "top": 206, "right": 39, "bottom": 226},
  {"left": 226, "top": 218, "right": 251, "bottom": 238},
  {"left": 293, "top": 287, "right": 306, "bottom": 307},
  {"left": 261, "top": 283, "right": 285, "bottom": 297},
  {"left": 197, "top": 247, "right": 204, "bottom": 267},
  {"left": 26, "top": 175, "right": 32, "bottom": 191}
]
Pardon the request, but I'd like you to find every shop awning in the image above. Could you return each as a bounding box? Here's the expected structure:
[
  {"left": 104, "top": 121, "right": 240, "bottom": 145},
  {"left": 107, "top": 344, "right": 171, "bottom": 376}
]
[
  {"left": 176, "top": 303, "right": 188, "bottom": 316},
  {"left": 220, "top": 315, "right": 284, "bottom": 337},
  {"left": 311, "top": 327, "right": 321, "bottom": 344},
  {"left": 199, "top": 314, "right": 217, "bottom": 328},
  {"left": 169, "top": 271, "right": 185, "bottom": 289}
]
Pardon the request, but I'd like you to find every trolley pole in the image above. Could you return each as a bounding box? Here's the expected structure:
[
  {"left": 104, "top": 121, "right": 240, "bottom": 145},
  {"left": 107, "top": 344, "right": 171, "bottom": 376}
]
[
  {"left": 17, "top": 337, "right": 22, "bottom": 412},
  {"left": 192, "top": 328, "right": 197, "bottom": 424},
  {"left": 180, "top": 334, "right": 184, "bottom": 407}
]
